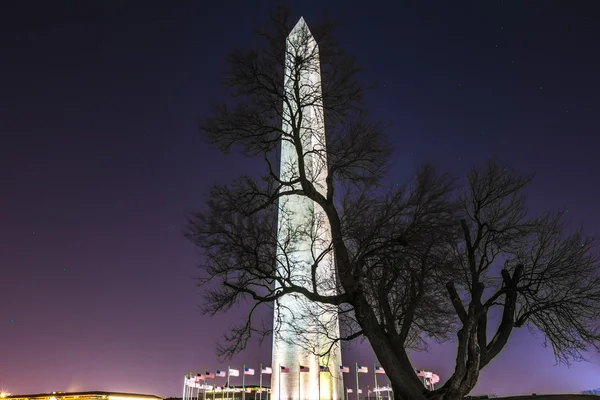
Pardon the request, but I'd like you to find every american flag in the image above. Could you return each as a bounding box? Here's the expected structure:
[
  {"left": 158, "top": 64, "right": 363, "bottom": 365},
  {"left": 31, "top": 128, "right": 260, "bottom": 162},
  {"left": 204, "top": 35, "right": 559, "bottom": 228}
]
[
  {"left": 229, "top": 368, "right": 240, "bottom": 377},
  {"left": 358, "top": 389, "right": 363, "bottom": 394},
  {"left": 347, "top": 389, "right": 353, "bottom": 393},
  {"left": 319, "top": 366, "right": 330, "bottom": 372},
  {"left": 205, "top": 371, "right": 215, "bottom": 379},
  {"left": 216, "top": 370, "right": 226, "bottom": 377},
  {"left": 261, "top": 367, "right": 273, "bottom": 374},
  {"left": 375, "top": 366, "right": 385, "bottom": 374},
  {"left": 244, "top": 367, "right": 255, "bottom": 375},
  {"left": 357, "top": 365, "right": 368, "bottom": 373},
  {"left": 280, "top": 366, "right": 291, "bottom": 373},
  {"left": 417, "top": 369, "right": 432, "bottom": 378},
  {"left": 300, "top": 365, "right": 310, "bottom": 372},
  {"left": 196, "top": 374, "right": 205, "bottom": 381},
  {"left": 339, "top": 366, "right": 350, "bottom": 373}
]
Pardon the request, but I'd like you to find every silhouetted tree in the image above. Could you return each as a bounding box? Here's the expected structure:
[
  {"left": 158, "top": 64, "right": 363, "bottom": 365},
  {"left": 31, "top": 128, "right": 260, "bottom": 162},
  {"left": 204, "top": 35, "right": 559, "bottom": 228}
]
[
  {"left": 428, "top": 161, "right": 600, "bottom": 400},
  {"left": 186, "top": 6, "right": 458, "bottom": 400},
  {"left": 186, "top": 7, "right": 600, "bottom": 400}
]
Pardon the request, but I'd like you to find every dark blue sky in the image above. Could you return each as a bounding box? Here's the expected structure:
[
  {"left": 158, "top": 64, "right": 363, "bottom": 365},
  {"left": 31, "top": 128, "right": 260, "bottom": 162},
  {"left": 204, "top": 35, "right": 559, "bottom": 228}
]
[{"left": 1, "top": 0, "right": 599, "bottom": 397}]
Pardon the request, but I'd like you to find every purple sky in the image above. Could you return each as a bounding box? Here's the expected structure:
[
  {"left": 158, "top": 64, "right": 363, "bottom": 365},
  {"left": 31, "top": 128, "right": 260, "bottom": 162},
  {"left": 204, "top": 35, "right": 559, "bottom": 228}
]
[{"left": 1, "top": 0, "right": 600, "bottom": 398}]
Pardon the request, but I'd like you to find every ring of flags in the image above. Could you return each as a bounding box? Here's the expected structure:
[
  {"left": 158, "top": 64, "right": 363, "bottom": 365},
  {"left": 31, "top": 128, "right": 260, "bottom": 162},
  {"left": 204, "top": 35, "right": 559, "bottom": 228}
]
[{"left": 184, "top": 363, "right": 440, "bottom": 399}]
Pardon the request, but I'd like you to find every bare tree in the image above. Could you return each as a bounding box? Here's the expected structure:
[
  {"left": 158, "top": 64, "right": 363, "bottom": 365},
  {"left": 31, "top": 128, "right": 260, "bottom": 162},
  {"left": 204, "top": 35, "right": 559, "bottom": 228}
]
[
  {"left": 428, "top": 161, "right": 600, "bottom": 400},
  {"left": 185, "top": 7, "right": 600, "bottom": 400},
  {"left": 186, "top": 6, "right": 459, "bottom": 400}
]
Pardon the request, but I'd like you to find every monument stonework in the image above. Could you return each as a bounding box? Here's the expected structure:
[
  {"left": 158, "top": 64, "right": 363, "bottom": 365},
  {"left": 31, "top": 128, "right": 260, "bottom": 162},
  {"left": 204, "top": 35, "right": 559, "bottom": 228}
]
[{"left": 270, "top": 17, "right": 344, "bottom": 400}]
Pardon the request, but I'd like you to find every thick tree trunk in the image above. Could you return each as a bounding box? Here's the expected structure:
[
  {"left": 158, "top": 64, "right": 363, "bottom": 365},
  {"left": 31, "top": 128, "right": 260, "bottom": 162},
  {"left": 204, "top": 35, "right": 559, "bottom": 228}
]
[
  {"left": 480, "top": 266, "right": 523, "bottom": 368},
  {"left": 324, "top": 202, "right": 425, "bottom": 400},
  {"left": 446, "top": 322, "right": 478, "bottom": 400},
  {"left": 428, "top": 329, "right": 481, "bottom": 400},
  {"left": 430, "top": 267, "right": 525, "bottom": 400},
  {"left": 433, "top": 279, "right": 485, "bottom": 400},
  {"left": 353, "top": 295, "right": 427, "bottom": 400}
]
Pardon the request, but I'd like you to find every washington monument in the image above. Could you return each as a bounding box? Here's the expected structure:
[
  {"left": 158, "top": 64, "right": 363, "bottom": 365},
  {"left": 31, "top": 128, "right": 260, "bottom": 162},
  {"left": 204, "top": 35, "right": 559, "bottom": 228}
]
[{"left": 271, "top": 17, "right": 344, "bottom": 400}]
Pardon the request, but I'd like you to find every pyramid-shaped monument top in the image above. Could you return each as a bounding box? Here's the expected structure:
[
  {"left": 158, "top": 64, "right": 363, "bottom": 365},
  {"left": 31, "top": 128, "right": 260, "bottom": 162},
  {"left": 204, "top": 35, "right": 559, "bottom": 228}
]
[{"left": 287, "top": 16, "right": 314, "bottom": 39}]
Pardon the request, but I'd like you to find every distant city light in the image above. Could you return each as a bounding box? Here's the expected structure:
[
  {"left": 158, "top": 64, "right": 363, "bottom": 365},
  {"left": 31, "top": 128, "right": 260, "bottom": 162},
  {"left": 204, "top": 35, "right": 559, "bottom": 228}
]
[{"left": 108, "top": 397, "right": 161, "bottom": 400}]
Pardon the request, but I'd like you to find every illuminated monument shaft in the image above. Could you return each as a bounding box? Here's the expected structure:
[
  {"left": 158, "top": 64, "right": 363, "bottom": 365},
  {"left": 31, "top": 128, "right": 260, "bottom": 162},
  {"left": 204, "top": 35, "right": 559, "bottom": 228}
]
[{"left": 271, "top": 17, "right": 344, "bottom": 400}]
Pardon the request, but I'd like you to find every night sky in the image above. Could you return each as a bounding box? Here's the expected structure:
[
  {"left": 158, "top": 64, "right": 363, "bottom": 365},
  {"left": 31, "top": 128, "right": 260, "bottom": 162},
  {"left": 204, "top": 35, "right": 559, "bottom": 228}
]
[{"left": 1, "top": 0, "right": 600, "bottom": 398}]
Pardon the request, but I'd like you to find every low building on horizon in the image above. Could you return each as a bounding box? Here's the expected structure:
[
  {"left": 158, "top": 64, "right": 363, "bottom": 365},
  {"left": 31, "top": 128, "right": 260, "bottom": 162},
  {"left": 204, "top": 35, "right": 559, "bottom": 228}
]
[{"left": 5, "top": 391, "right": 162, "bottom": 400}]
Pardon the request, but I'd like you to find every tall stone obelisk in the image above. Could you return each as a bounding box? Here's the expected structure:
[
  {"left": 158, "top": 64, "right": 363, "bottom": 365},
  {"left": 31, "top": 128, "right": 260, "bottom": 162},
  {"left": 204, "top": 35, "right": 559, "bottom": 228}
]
[{"left": 271, "top": 17, "right": 344, "bottom": 400}]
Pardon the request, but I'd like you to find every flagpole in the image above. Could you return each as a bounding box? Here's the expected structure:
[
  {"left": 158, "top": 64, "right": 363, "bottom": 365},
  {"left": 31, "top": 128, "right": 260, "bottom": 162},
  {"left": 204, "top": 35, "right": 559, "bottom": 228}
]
[
  {"left": 298, "top": 365, "right": 301, "bottom": 400},
  {"left": 203, "top": 371, "right": 207, "bottom": 400},
  {"left": 183, "top": 374, "right": 188, "bottom": 400},
  {"left": 192, "top": 374, "right": 196, "bottom": 400},
  {"left": 317, "top": 367, "right": 321, "bottom": 400},
  {"left": 187, "top": 374, "right": 191, "bottom": 400},
  {"left": 227, "top": 365, "right": 231, "bottom": 400},
  {"left": 199, "top": 375, "right": 203, "bottom": 400},
  {"left": 259, "top": 363, "right": 263, "bottom": 400},
  {"left": 373, "top": 364, "right": 378, "bottom": 400},
  {"left": 355, "top": 363, "right": 359, "bottom": 400},
  {"left": 213, "top": 368, "right": 216, "bottom": 400},
  {"left": 197, "top": 375, "right": 201, "bottom": 400},
  {"left": 191, "top": 373, "right": 195, "bottom": 400},
  {"left": 193, "top": 373, "right": 197, "bottom": 400},
  {"left": 189, "top": 373, "right": 194, "bottom": 400},
  {"left": 243, "top": 365, "right": 246, "bottom": 400},
  {"left": 191, "top": 374, "right": 196, "bottom": 400},
  {"left": 188, "top": 373, "right": 192, "bottom": 400}
]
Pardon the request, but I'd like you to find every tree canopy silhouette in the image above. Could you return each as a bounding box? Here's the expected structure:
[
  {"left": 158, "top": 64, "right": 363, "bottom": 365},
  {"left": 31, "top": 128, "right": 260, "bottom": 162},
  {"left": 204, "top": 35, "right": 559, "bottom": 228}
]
[{"left": 186, "top": 7, "right": 600, "bottom": 400}]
